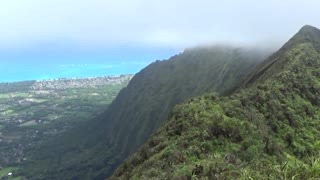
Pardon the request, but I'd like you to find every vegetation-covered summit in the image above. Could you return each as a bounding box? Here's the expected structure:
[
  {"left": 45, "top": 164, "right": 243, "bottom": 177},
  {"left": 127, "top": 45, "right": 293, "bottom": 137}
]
[
  {"left": 111, "top": 25, "right": 320, "bottom": 179},
  {"left": 21, "top": 46, "right": 268, "bottom": 179}
]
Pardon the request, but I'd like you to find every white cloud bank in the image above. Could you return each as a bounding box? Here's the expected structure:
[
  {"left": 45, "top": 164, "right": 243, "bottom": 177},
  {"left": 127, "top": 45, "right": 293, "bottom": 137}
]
[{"left": 0, "top": 0, "right": 320, "bottom": 49}]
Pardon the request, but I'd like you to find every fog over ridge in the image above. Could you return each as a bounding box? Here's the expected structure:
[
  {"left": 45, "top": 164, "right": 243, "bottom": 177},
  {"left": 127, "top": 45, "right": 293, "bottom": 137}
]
[{"left": 0, "top": 0, "right": 319, "bottom": 51}]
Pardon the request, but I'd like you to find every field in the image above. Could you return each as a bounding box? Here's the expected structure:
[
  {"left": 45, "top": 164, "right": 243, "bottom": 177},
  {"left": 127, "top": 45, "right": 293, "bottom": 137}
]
[{"left": 0, "top": 76, "right": 132, "bottom": 177}]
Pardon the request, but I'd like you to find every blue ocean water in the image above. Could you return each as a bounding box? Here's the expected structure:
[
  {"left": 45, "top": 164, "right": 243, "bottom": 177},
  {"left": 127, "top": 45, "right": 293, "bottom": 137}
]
[
  {"left": 0, "top": 47, "right": 178, "bottom": 83},
  {"left": 0, "top": 62, "right": 148, "bottom": 82}
]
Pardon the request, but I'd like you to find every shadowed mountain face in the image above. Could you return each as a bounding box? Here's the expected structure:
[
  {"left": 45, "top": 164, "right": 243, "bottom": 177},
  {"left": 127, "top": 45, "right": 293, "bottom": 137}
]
[
  {"left": 22, "top": 46, "right": 268, "bottom": 179},
  {"left": 111, "top": 25, "right": 320, "bottom": 179}
]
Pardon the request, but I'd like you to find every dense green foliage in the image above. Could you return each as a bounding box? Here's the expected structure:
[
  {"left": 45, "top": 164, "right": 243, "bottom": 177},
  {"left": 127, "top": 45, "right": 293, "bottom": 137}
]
[
  {"left": 0, "top": 78, "right": 129, "bottom": 179},
  {"left": 21, "top": 46, "right": 268, "bottom": 179},
  {"left": 111, "top": 25, "right": 320, "bottom": 179}
]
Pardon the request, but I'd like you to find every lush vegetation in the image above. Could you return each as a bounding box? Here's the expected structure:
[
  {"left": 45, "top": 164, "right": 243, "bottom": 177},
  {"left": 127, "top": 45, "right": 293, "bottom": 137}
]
[
  {"left": 0, "top": 76, "right": 130, "bottom": 179},
  {"left": 111, "top": 25, "right": 320, "bottom": 179},
  {"left": 21, "top": 46, "right": 269, "bottom": 179}
]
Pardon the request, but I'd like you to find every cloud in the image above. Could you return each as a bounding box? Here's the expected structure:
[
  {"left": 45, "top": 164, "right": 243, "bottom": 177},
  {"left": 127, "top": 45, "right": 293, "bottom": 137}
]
[{"left": 0, "top": 0, "right": 320, "bottom": 50}]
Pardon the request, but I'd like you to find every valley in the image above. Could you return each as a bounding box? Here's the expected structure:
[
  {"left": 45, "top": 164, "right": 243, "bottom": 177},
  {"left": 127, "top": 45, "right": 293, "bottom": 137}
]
[
  {"left": 1, "top": 1, "right": 319, "bottom": 179},
  {"left": 0, "top": 75, "right": 132, "bottom": 179},
  {"left": 2, "top": 25, "right": 320, "bottom": 179},
  {"left": 20, "top": 46, "right": 270, "bottom": 179},
  {"left": 111, "top": 25, "right": 320, "bottom": 179}
]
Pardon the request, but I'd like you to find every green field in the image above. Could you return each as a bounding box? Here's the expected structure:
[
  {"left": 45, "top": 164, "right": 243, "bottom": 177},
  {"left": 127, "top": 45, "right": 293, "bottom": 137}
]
[
  {"left": 0, "top": 167, "right": 18, "bottom": 178},
  {"left": 0, "top": 76, "right": 132, "bottom": 172},
  {"left": 0, "top": 94, "right": 10, "bottom": 98}
]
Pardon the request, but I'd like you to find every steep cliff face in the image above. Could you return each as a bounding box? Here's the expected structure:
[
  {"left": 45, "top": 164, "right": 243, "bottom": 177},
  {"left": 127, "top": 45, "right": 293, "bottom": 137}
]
[
  {"left": 22, "top": 46, "right": 267, "bottom": 179},
  {"left": 111, "top": 25, "right": 320, "bottom": 179},
  {"left": 106, "top": 46, "right": 267, "bottom": 155}
]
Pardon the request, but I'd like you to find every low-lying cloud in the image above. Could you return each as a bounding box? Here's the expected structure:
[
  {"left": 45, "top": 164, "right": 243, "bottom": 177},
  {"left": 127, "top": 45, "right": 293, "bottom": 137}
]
[{"left": 0, "top": 0, "right": 320, "bottom": 50}]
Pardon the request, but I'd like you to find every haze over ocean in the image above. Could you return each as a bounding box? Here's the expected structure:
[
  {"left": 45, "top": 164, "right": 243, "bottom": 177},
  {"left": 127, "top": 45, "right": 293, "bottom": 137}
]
[
  {"left": 0, "top": 47, "right": 177, "bottom": 83},
  {"left": 2, "top": 1, "right": 318, "bottom": 83},
  {"left": 0, "top": 62, "right": 144, "bottom": 83}
]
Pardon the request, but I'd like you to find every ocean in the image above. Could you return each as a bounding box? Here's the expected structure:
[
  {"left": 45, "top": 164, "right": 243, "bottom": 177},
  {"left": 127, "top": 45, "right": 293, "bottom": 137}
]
[
  {"left": 0, "top": 47, "right": 178, "bottom": 83},
  {"left": 0, "top": 62, "right": 149, "bottom": 83}
]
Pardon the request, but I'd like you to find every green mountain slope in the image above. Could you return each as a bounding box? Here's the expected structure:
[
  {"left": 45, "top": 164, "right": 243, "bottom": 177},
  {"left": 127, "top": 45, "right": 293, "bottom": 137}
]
[
  {"left": 111, "top": 25, "right": 320, "bottom": 179},
  {"left": 22, "top": 46, "right": 268, "bottom": 179}
]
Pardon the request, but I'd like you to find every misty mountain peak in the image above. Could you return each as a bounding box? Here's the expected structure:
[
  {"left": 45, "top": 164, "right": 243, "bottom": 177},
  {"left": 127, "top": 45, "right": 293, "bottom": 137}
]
[
  {"left": 272, "top": 25, "right": 320, "bottom": 56},
  {"left": 291, "top": 24, "right": 320, "bottom": 44},
  {"left": 299, "top": 25, "right": 320, "bottom": 34},
  {"left": 240, "top": 25, "right": 320, "bottom": 88}
]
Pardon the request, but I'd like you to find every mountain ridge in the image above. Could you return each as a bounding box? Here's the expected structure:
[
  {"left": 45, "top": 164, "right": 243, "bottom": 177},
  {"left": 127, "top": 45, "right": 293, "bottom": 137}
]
[
  {"left": 111, "top": 25, "right": 320, "bottom": 179},
  {"left": 21, "top": 45, "right": 268, "bottom": 179},
  {"left": 241, "top": 24, "right": 320, "bottom": 88}
]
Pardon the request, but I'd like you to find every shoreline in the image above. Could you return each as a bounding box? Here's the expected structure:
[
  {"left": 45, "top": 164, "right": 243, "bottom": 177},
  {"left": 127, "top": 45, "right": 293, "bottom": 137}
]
[{"left": 0, "top": 74, "right": 134, "bottom": 84}]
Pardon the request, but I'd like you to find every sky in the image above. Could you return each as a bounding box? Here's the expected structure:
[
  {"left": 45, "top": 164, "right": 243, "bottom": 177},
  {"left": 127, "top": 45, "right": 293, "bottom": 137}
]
[{"left": 0, "top": 0, "right": 320, "bottom": 81}]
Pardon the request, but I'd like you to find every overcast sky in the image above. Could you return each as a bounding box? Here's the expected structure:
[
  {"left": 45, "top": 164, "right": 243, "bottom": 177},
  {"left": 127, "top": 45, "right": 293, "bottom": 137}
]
[{"left": 1, "top": 0, "right": 320, "bottom": 51}]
